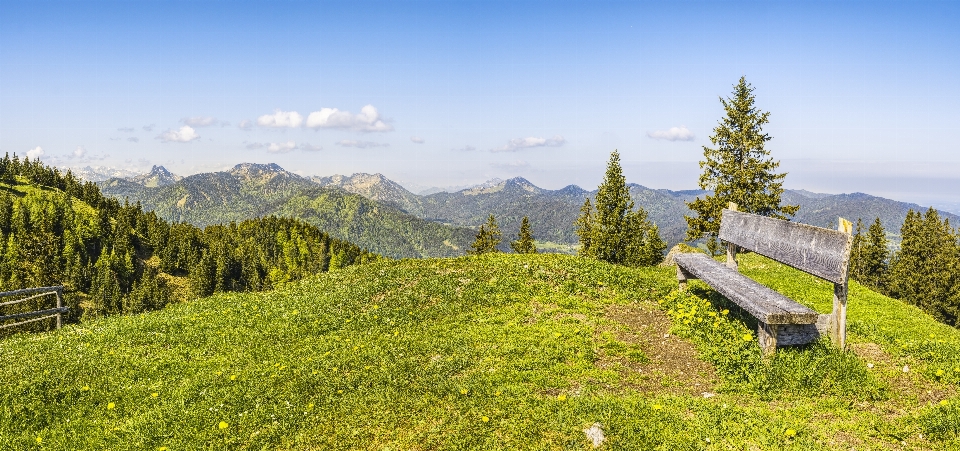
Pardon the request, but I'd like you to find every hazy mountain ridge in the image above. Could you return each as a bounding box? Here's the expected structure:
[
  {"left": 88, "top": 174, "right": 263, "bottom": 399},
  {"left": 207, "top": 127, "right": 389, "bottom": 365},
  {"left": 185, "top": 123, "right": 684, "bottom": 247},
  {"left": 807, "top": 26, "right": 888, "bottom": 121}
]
[
  {"left": 101, "top": 165, "right": 960, "bottom": 256},
  {"left": 100, "top": 164, "right": 475, "bottom": 258},
  {"left": 310, "top": 173, "right": 960, "bottom": 248}
]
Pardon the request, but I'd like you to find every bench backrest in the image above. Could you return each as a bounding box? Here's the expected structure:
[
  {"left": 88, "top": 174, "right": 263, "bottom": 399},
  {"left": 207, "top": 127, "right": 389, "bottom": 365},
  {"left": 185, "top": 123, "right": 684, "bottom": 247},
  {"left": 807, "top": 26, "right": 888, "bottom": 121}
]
[{"left": 718, "top": 209, "right": 853, "bottom": 285}]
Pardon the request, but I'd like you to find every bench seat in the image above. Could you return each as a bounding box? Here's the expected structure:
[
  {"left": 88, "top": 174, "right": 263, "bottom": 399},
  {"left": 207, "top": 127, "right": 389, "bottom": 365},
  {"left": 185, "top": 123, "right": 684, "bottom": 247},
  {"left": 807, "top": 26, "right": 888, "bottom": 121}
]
[{"left": 674, "top": 253, "right": 818, "bottom": 325}]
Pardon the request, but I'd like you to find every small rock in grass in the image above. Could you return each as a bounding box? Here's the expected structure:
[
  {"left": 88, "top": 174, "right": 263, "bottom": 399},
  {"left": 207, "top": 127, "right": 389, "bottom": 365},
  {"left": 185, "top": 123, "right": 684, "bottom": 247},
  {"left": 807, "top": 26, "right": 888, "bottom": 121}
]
[
  {"left": 867, "top": 363, "right": 874, "bottom": 369},
  {"left": 702, "top": 392, "right": 716, "bottom": 398},
  {"left": 663, "top": 334, "right": 670, "bottom": 338},
  {"left": 584, "top": 423, "right": 605, "bottom": 448},
  {"left": 903, "top": 365, "right": 910, "bottom": 373}
]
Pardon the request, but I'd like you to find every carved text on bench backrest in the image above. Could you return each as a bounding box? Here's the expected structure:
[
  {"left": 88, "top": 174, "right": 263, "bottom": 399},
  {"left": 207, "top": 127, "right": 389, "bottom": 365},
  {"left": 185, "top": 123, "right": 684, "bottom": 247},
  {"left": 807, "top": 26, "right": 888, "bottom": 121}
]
[{"left": 718, "top": 209, "right": 853, "bottom": 284}]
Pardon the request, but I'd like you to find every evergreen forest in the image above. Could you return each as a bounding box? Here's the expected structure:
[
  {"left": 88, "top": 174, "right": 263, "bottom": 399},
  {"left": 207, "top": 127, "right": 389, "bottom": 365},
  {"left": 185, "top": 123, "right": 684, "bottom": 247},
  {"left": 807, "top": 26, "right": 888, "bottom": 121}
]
[{"left": 0, "top": 154, "right": 378, "bottom": 335}]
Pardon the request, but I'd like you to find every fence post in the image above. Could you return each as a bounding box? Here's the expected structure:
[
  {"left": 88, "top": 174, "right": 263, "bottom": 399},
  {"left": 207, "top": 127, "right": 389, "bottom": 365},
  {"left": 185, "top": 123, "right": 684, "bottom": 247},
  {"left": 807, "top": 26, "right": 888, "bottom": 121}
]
[{"left": 55, "top": 287, "right": 63, "bottom": 330}]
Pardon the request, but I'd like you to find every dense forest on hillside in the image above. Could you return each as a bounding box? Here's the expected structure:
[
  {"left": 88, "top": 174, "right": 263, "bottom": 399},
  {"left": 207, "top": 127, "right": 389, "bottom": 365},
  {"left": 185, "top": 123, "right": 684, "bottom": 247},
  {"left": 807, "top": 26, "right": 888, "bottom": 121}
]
[
  {"left": 850, "top": 208, "right": 960, "bottom": 327},
  {"left": 0, "top": 155, "right": 378, "bottom": 335}
]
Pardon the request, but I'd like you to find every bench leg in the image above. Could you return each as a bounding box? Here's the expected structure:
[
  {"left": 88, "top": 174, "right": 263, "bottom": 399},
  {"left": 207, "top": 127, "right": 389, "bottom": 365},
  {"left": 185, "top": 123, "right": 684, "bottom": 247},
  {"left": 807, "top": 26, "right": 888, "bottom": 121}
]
[
  {"left": 677, "top": 266, "right": 693, "bottom": 291},
  {"left": 758, "top": 322, "right": 778, "bottom": 357}
]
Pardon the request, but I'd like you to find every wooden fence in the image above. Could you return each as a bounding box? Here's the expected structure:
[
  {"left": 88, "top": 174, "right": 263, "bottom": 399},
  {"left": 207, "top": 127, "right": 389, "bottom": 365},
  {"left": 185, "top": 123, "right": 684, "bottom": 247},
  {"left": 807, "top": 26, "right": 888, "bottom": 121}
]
[{"left": 0, "top": 286, "right": 67, "bottom": 331}]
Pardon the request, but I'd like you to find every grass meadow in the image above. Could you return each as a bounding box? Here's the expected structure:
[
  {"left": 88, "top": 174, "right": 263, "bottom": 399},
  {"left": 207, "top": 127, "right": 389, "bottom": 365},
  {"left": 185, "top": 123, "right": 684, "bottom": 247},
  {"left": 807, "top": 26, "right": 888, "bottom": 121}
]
[{"left": 1, "top": 253, "right": 959, "bottom": 449}]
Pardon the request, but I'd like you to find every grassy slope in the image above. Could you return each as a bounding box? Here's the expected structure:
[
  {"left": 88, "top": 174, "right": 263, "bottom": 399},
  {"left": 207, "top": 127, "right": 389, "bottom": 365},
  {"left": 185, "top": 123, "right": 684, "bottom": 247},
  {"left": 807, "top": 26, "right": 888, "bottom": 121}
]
[{"left": 1, "top": 254, "right": 959, "bottom": 449}]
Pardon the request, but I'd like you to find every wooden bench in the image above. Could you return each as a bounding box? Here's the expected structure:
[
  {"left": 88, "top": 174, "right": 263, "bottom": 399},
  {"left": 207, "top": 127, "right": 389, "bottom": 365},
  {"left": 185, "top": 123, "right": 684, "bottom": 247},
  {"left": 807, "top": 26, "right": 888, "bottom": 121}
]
[{"left": 675, "top": 205, "right": 853, "bottom": 356}]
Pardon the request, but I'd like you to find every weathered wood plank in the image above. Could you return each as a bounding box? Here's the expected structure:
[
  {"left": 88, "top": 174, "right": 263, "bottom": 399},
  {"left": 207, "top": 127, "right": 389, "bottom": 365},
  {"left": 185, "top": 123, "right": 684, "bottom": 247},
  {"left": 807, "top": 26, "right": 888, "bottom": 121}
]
[
  {"left": 674, "top": 253, "right": 818, "bottom": 324},
  {"left": 718, "top": 209, "right": 853, "bottom": 284},
  {"left": 0, "top": 313, "right": 60, "bottom": 330},
  {"left": 0, "top": 286, "right": 66, "bottom": 299},
  {"left": 0, "top": 289, "right": 60, "bottom": 308},
  {"left": 0, "top": 307, "right": 69, "bottom": 323}
]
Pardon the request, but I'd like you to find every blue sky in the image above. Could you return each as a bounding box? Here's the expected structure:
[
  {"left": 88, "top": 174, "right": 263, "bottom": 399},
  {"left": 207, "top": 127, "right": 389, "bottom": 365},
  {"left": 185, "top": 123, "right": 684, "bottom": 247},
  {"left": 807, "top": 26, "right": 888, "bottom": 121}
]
[{"left": 1, "top": 0, "right": 958, "bottom": 206}]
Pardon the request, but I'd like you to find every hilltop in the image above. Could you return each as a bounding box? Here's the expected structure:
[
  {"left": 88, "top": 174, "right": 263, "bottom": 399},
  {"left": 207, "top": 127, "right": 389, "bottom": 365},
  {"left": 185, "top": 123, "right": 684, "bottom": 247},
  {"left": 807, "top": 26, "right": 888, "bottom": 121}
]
[{"left": 1, "top": 253, "right": 958, "bottom": 449}]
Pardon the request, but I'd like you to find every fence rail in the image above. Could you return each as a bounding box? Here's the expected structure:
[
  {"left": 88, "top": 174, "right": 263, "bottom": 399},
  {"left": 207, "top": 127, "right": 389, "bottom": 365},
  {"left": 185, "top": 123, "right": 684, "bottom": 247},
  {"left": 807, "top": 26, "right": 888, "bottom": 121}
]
[{"left": 0, "top": 286, "right": 67, "bottom": 330}]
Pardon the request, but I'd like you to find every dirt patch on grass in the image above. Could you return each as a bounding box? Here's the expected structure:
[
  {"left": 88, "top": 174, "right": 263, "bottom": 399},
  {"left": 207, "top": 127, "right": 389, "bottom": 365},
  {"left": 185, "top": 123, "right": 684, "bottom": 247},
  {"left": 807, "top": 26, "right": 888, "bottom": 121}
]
[{"left": 603, "top": 303, "right": 718, "bottom": 396}]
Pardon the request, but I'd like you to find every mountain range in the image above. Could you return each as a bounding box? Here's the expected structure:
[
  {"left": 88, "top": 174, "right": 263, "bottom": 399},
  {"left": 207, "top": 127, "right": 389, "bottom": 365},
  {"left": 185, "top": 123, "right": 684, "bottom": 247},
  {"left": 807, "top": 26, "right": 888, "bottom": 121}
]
[{"left": 100, "top": 164, "right": 960, "bottom": 258}]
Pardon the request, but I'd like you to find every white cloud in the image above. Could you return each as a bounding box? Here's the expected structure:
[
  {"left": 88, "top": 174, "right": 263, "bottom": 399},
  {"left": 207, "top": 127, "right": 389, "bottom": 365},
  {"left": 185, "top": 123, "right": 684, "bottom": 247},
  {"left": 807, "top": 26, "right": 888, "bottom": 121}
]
[
  {"left": 306, "top": 105, "right": 393, "bottom": 132},
  {"left": 72, "top": 146, "right": 87, "bottom": 158},
  {"left": 491, "top": 135, "right": 565, "bottom": 152},
  {"left": 453, "top": 145, "right": 477, "bottom": 152},
  {"left": 410, "top": 136, "right": 425, "bottom": 144},
  {"left": 128, "top": 137, "right": 139, "bottom": 143},
  {"left": 26, "top": 146, "right": 44, "bottom": 159},
  {"left": 267, "top": 141, "right": 298, "bottom": 153},
  {"left": 117, "top": 127, "right": 135, "bottom": 133},
  {"left": 238, "top": 119, "right": 254, "bottom": 131},
  {"left": 336, "top": 140, "right": 388, "bottom": 149},
  {"left": 257, "top": 110, "right": 303, "bottom": 128},
  {"left": 647, "top": 126, "right": 695, "bottom": 142},
  {"left": 301, "top": 143, "right": 323, "bottom": 152},
  {"left": 181, "top": 116, "right": 221, "bottom": 127},
  {"left": 142, "top": 124, "right": 154, "bottom": 132},
  {"left": 245, "top": 142, "right": 264, "bottom": 150},
  {"left": 157, "top": 125, "right": 200, "bottom": 143}
]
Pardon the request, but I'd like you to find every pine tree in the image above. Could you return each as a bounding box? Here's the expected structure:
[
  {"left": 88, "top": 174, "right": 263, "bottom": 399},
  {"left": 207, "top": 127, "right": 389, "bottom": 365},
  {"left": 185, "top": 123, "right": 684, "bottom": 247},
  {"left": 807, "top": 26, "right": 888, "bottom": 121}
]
[
  {"left": 685, "top": 77, "right": 799, "bottom": 253},
  {"left": 469, "top": 214, "right": 502, "bottom": 255},
  {"left": 510, "top": 216, "right": 537, "bottom": 254},
  {"left": 575, "top": 151, "right": 665, "bottom": 266},
  {"left": 574, "top": 198, "right": 593, "bottom": 256},
  {"left": 860, "top": 218, "right": 890, "bottom": 291}
]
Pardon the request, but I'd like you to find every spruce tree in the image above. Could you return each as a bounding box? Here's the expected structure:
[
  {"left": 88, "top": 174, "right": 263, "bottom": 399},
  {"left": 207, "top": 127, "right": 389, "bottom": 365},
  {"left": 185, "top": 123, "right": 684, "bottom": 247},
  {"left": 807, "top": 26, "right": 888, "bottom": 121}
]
[
  {"left": 575, "top": 151, "right": 665, "bottom": 266},
  {"left": 510, "top": 216, "right": 537, "bottom": 254},
  {"left": 860, "top": 217, "right": 890, "bottom": 291},
  {"left": 574, "top": 198, "right": 593, "bottom": 256},
  {"left": 469, "top": 214, "right": 502, "bottom": 255},
  {"left": 685, "top": 77, "right": 799, "bottom": 253}
]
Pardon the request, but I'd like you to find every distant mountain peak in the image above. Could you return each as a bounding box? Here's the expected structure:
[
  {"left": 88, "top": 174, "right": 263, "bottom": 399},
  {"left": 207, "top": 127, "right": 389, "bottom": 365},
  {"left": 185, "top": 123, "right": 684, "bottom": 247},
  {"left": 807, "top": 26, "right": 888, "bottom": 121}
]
[
  {"left": 126, "top": 165, "right": 182, "bottom": 187},
  {"left": 311, "top": 172, "right": 418, "bottom": 209},
  {"left": 230, "top": 162, "right": 286, "bottom": 173},
  {"left": 227, "top": 163, "right": 299, "bottom": 182}
]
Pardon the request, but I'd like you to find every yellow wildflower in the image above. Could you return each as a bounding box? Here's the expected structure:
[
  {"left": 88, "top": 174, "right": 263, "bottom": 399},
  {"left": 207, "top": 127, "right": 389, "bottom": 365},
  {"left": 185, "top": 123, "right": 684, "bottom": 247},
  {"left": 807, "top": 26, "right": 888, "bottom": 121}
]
[
  {"left": 784, "top": 428, "right": 797, "bottom": 438},
  {"left": 218, "top": 421, "right": 229, "bottom": 430},
  {"left": 481, "top": 416, "right": 489, "bottom": 422},
  {"left": 460, "top": 388, "right": 469, "bottom": 395},
  {"left": 742, "top": 334, "right": 752, "bottom": 341},
  {"left": 151, "top": 392, "right": 159, "bottom": 398},
  {"left": 557, "top": 394, "right": 567, "bottom": 401},
  {"left": 107, "top": 402, "right": 115, "bottom": 410},
  {"left": 652, "top": 404, "right": 662, "bottom": 410}
]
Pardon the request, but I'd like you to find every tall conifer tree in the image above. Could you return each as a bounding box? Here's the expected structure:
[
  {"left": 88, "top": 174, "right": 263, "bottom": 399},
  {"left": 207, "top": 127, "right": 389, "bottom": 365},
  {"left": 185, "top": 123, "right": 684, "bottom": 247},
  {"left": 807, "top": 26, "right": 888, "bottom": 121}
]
[
  {"left": 685, "top": 77, "right": 799, "bottom": 254},
  {"left": 575, "top": 151, "right": 664, "bottom": 266},
  {"left": 469, "top": 214, "right": 502, "bottom": 255},
  {"left": 860, "top": 218, "right": 890, "bottom": 291},
  {"left": 510, "top": 216, "right": 537, "bottom": 254}
]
